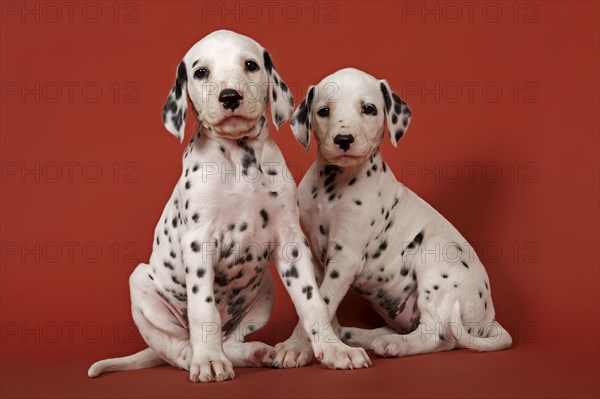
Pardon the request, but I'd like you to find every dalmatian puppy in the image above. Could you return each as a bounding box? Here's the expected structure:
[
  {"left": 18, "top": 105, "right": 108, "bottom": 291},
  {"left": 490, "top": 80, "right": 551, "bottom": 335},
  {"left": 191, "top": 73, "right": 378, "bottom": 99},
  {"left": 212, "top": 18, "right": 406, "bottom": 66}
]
[
  {"left": 88, "top": 32, "right": 370, "bottom": 383},
  {"left": 272, "top": 68, "right": 512, "bottom": 366}
]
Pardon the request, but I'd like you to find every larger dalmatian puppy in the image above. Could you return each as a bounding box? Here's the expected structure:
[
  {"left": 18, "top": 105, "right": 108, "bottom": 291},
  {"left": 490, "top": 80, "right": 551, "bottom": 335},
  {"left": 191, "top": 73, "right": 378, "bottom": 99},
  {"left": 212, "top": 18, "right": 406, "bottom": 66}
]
[
  {"left": 272, "top": 68, "right": 511, "bottom": 366},
  {"left": 88, "top": 32, "right": 370, "bottom": 382}
]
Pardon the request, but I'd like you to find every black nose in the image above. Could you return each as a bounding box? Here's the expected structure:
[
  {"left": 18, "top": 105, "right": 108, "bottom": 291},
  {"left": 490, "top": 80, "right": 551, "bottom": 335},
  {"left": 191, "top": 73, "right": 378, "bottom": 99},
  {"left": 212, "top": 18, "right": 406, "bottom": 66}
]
[
  {"left": 333, "top": 134, "right": 354, "bottom": 152},
  {"left": 218, "top": 89, "right": 243, "bottom": 111}
]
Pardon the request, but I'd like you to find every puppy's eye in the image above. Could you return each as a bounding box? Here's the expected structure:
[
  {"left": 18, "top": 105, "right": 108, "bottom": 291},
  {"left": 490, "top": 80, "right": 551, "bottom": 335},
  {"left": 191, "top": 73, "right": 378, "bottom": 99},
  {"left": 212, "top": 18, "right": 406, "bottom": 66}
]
[
  {"left": 362, "top": 104, "right": 377, "bottom": 115},
  {"left": 317, "top": 107, "right": 330, "bottom": 117},
  {"left": 194, "top": 68, "right": 209, "bottom": 80},
  {"left": 245, "top": 60, "right": 259, "bottom": 72}
]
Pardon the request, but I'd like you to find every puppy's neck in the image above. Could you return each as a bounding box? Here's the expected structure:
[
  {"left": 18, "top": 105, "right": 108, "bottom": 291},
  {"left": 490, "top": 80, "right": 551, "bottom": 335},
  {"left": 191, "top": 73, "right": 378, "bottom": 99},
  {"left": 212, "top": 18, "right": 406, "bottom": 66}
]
[
  {"left": 316, "top": 148, "right": 385, "bottom": 183},
  {"left": 197, "top": 115, "right": 269, "bottom": 148}
]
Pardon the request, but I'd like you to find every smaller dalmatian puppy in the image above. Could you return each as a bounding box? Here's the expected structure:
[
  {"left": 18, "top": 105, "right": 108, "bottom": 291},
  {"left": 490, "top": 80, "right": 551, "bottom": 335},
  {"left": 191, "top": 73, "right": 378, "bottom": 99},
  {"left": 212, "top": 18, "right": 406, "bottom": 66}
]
[
  {"left": 273, "top": 68, "right": 511, "bottom": 365},
  {"left": 88, "top": 32, "right": 370, "bottom": 383}
]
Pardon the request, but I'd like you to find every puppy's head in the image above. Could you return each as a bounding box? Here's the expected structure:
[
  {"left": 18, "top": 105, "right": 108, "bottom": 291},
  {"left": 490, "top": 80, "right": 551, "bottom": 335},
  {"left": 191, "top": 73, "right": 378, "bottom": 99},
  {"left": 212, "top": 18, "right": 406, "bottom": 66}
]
[
  {"left": 291, "top": 68, "right": 411, "bottom": 168},
  {"left": 162, "top": 30, "right": 294, "bottom": 141}
]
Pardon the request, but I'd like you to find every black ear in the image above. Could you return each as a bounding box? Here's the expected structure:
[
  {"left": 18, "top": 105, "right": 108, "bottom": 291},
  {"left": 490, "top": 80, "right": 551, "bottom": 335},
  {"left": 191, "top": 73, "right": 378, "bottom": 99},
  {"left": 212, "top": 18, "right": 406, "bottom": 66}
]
[
  {"left": 264, "top": 50, "right": 294, "bottom": 130},
  {"left": 290, "top": 86, "right": 315, "bottom": 150},
  {"left": 380, "top": 80, "right": 412, "bottom": 147},
  {"left": 162, "top": 61, "right": 189, "bottom": 142}
]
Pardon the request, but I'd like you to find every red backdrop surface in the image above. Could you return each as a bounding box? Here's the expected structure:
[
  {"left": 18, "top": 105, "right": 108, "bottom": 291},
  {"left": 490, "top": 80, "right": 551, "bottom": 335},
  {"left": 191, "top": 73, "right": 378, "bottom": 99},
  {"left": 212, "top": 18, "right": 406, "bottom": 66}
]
[{"left": 1, "top": 1, "right": 598, "bottom": 398}]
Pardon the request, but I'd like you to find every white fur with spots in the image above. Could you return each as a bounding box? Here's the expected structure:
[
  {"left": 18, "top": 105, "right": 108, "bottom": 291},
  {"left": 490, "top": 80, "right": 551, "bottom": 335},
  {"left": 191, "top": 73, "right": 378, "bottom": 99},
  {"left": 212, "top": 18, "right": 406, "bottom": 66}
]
[
  {"left": 273, "top": 68, "right": 511, "bottom": 366},
  {"left": 88, "top": 33, "right": 369, "bottom": 383}
]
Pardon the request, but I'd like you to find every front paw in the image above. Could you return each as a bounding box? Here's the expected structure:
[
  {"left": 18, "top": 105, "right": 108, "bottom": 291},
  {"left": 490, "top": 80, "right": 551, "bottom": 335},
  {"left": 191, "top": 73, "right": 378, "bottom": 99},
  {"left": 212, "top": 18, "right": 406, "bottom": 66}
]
[
  {"left": 271, "top": 338, "right": 314, "bottom": 368},
  {"left": 316, "top": 342, "right": 372, "bottom": 369},
  {"left": 189, "top": 353, "right": 235, "bottom": 383},
  {"left": 371, "top": 335, "right": 405, "bottom": 357}
]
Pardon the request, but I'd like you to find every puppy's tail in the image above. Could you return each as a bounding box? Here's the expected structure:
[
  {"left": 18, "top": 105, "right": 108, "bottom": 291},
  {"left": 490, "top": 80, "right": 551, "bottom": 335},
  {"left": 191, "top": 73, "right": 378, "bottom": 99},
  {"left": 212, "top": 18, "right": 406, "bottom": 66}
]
[
  {"left": 450, "top": 301, "right": 512, "bottom": 352},
  {"left": 88, "top": 347, "right": 165, "bottom": 378}
]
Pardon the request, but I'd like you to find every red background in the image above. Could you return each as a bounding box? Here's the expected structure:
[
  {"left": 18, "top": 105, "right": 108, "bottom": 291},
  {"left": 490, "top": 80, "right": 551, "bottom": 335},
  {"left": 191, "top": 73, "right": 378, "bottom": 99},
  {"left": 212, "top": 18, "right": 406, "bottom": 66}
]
[{"left": 1, "top": 1, "right": 598, "bottom": 398}]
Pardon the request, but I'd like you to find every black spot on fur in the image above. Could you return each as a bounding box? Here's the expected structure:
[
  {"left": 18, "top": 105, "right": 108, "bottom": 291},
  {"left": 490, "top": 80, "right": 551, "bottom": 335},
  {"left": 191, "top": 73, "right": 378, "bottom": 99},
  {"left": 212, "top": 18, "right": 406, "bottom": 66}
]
[
  {"left": 260, "top": 209, "right": 269, "bottom": 228},
  {"left": 306, "top": 86, "right": 314, "bottom": 110},
  {"left": 191, "top": 241, "right": 201, "bottom": 252},
  {"left": 296, "top": 99, "right": 309, "bottom": 126},
  {"left": 285, "top": 265, "right": 299, "bottom": 279},
  {"left": 301, "top": 285, "right": 313, "bottom": 300},
  {"left": 274, "top": 113, "right": 284, "bottom": 125},
  {"left": 263, "top": 51, "right": 274, "bottom": 74},
  {"left": 215, "top": 271, "right": 229, "bottom": 287},
  {"left": 163, "top": 261, "right": 174, "bottom": 270},
  {"left": 239, "top": 142, "right": 257, "bottom": 175},
  {"left": 330, "top": 270, "right": 339, "bottom": 279},
  {"left": 380, "top": 82, "right": 391, "bottom": 113},
  {"left": 407, "top": 231, "right": 424, "bottom": 250},
  {"left": 196, "top": 268, "right": 205, "bottom": 278},
  {"left": 395, "top": 129, "right": 404, "bottom": 142}
]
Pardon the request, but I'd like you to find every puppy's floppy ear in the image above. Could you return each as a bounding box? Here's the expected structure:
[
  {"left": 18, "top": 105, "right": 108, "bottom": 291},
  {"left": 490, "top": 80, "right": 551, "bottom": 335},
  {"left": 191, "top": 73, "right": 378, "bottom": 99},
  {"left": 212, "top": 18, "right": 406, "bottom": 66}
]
[
  {"left": 162, "top": 61, "right": 189, "bottom": 142},
  {"left": 379, "top": 80, "right": 412, "bottom": 148},
  {"left": 290, "top": 85, "right": 315, "bottom": 150},
  {"left": 263, "top": 50, "right": 294, "bottom": 130}
]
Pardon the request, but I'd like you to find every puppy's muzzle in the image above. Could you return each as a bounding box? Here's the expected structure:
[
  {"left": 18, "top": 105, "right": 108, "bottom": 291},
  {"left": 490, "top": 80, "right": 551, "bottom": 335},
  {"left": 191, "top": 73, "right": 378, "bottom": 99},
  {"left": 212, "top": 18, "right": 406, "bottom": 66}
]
[
  {"left": 219, "top": 89, "right": 243, "bottom": 111},
  {"left": 333, "top": 134, "right": 354, "bottom": 152}
]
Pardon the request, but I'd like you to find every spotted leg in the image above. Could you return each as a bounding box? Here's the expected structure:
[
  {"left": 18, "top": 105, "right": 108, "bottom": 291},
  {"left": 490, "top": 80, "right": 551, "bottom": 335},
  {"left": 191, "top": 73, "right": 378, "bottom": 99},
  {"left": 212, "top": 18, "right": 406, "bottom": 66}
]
[
  {"left": 129, "top": 263, "right": 191, "bottom": 370},
  {"left": 222, "top": 272, "right": 275, "bottom": 368},
  {"left": 370, "top": 312, "right": 456, "bottom": 357},
  {"left": 182, "top": 231, "right": 235, "bottom": 383},
  {"left": 272, "top": 225, "right": 371, "bottom": 369},
  {"left": 271, "top": 263, "right": 323, "bottom": 368}
]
